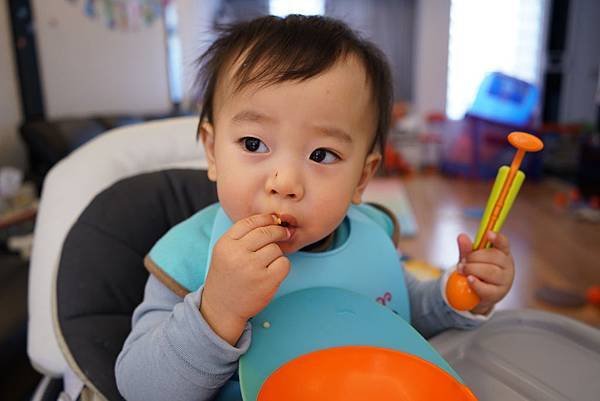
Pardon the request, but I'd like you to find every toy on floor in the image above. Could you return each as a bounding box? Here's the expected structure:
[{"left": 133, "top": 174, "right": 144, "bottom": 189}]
[
  {"left": 553, "top": 188, "right": 600, "bottom": 223},
  {"left": 446, "top": 132, "right": 544, "bottom": 311},
  {"left": 536, "top": 284, "right": 600, "bottom": 308},
  {"left": 383, "top": 143, "right": 413, "bottom": 175}
]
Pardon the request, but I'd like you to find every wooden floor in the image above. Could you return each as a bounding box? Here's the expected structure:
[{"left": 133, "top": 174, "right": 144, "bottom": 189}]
[{"left": 388, "top": 173, "right": 600, "bottom": 328}]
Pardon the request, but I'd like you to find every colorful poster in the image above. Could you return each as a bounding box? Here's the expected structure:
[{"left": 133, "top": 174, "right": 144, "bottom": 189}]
[{"left": 68, "top": 0, "right": 173, "bottom": 31}]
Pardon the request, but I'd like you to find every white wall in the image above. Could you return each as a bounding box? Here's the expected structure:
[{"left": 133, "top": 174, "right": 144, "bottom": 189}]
[
  {"left": 413, "top": 0, "right": 451, "bottom": 119},
  {"left": 32, "top": 0, "right": 171, "bottom": 118},
  {"left": 177, "top": 0, "right": 220, "bottom": 108},
  {"left": 0, "top": 1, "right": 27, "bottom": 170}
]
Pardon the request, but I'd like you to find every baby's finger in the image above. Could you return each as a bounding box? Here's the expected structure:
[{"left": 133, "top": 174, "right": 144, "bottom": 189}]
[
  {"left": 467, "top": 275, "right": 503, "bottom": 302},
  {"left": 254, "top": 242, "right": 284, "bottom": 266},
  {"left": 228, "top": 214, "right": 280, "bottom": 240},
  {"left": 463, "top": 263, "right": 505, "bottom": 286},
  {"left": 465, "top": 247, "right": 508, "bottom": 267},
  {"left": 456, "top": 233, "right": 473, "bottom": 262},
  {"left": 242, "top": 224, "right": 290, "bottom": 252},
  {"left": 487, "top": 231, "right": 511, "bottom": 256},
  {"left": 266, "top": 255, "right": 291, "bottom": 285}
]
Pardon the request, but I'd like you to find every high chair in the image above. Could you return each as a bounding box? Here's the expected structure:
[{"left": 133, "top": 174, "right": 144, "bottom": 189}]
[{"left": 27, "top": 117, "right": 600, "bottom": 401}]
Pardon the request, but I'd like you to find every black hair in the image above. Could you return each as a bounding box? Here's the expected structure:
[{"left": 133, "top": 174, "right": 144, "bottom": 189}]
[{"left": 195, "top": 14, "right": 392, "bottom": 153}]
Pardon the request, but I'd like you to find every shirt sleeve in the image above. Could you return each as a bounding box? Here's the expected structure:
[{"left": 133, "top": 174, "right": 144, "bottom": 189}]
[
  {"left": 115, "top": 274, "right": 251, "bottom": 401},
  {"left": 404, "top": 267, "right": 491, "bottom": 339}
]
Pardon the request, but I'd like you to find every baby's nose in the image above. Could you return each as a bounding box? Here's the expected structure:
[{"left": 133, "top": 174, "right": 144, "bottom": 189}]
[{"left": 266, "top": 169, "right": 304, "bottom": 200}]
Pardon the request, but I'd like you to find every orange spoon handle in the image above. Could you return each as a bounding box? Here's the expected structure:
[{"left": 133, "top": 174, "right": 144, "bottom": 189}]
[{"left": 477, "top": 148, "right": 525, "bottom": 249}]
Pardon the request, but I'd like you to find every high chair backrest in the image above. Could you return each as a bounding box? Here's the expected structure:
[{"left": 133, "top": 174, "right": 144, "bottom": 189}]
[
  {"left": 56, "top": 167, "right": 217, "bottom": 400},
  {"left": 28, "top": 117, "right": 206, "bottom": 376}
]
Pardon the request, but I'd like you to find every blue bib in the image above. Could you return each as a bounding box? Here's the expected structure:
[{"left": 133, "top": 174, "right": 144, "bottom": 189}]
[
  {"left": 206, "top": 205, "right": 410, "bottom": 322},
  {"left": 149, "top": 205, "right": 464, "bottom": 401}
]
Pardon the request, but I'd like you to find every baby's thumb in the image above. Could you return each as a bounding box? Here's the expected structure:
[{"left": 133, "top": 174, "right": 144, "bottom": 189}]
[{"left": 456, "top": 233, "right": 473, "bottom": 262}]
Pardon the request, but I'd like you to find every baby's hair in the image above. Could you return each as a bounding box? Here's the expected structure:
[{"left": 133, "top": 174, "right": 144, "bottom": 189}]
[{"left": 195, "top": 14, "right": 393, "bottom": 153}]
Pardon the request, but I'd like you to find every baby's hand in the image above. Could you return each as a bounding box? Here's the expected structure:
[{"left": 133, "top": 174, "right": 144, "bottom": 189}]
[
  {"left": 455, "top": 231, "right": 515, "bottom": 315},
  {"left": 200, "top": 214, "right": 291, "bottom": 345}
]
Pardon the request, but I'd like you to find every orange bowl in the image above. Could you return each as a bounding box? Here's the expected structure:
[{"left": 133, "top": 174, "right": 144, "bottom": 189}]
[{"left": 258, "top": 346, "right": 477, "bottom": 401}]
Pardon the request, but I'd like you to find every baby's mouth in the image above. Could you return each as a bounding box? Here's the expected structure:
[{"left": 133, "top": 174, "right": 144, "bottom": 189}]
[
  {"left": 274, "top": 213, "right": 298, "bottom": 240},
  {"left": 276, "top": 214, "right": 298, "bottom": 227}
]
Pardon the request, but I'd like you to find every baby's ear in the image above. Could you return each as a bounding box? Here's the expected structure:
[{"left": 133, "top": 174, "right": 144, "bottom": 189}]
[
  {"left": 199, "top": 120, "right": 217, "bottom": 182},
  {"left": 352, "top": 152, "right": 381, "bottom": 204}
]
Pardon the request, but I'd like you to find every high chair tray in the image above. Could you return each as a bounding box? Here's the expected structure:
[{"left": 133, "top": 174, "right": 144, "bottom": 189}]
[{"left": 430, "top": 309, "right": 600, "bottom": 401}]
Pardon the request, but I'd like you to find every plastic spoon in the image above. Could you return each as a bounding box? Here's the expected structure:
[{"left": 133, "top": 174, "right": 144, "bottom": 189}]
[{"left": 447, "top": 132, "right": 544, "bottom": 311}]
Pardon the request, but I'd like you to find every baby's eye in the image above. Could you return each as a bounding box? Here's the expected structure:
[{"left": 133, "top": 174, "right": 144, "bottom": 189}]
[
  {"left": 309, "top": 148, "right": 339, "bottom": 164},
  {"left": 241, "top": 137, "right": 269, "bottom": 153}
]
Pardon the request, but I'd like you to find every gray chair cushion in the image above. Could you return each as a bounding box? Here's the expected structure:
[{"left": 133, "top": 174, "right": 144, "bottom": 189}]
[{"left": 56, "top": 169, "right": 217, "bottom": 400}]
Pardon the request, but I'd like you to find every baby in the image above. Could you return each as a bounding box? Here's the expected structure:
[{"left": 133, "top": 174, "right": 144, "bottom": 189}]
[{"left": 116, "top": 14, "right": 514, "bottom": 401}]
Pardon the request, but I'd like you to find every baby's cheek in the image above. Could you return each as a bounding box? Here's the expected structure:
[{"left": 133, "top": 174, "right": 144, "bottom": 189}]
[
  {"left": 217, "top": 190, "right": 251, "bottom": 222},
  {"left": 314, "top": 209, "right": 346, "bottom": 238}
]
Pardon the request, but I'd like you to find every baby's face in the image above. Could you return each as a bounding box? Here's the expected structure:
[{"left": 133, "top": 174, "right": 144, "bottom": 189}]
[{"left": 202, "top": 56, "right": 380, "bottom": 254}]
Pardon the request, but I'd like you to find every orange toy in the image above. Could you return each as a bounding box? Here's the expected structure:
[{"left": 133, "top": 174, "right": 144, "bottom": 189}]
[
  {"left": 447, "top": 132, "right": 544, "bottom": 311},
  {"left": 258, "top": 346, "right": 477, "bottom": 401},
  {"left": 586, "top": 285, "right": 600, "bottom": 305}
]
